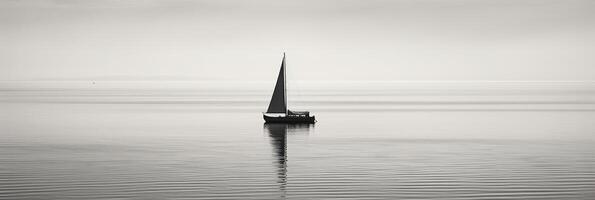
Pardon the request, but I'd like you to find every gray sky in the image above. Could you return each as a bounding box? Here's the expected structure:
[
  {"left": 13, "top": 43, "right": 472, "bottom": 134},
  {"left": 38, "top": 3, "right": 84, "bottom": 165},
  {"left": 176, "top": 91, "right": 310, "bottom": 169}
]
[{"left": 1, "top": 0, "right": 594, "bottom": 81}]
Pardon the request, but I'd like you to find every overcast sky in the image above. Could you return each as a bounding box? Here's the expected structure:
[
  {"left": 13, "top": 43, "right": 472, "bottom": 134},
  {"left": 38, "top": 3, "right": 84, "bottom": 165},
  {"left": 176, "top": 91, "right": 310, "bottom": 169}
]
[{"left": 1, "top": 0, "right": 594, "bottom": 81}]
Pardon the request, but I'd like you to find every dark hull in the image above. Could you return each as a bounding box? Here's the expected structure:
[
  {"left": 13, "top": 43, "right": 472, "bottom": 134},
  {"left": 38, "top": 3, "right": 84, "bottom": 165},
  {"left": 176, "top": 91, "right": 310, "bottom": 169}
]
[{"left": 263, "top": 115, "right": 316, "bottom": 123}]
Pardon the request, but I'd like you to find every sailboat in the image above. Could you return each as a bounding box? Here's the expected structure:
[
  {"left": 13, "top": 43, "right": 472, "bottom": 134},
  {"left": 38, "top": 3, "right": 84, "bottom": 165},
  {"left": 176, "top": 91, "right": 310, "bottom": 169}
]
[{"left": 263, "top": 53, "right": 316, "bottom": 123}]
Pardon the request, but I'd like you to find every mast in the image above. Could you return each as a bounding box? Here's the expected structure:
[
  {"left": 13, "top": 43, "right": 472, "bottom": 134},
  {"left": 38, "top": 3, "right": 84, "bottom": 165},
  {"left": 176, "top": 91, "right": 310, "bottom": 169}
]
[{"left": 283, "top": 52, "right": 287, "bottom": 115}]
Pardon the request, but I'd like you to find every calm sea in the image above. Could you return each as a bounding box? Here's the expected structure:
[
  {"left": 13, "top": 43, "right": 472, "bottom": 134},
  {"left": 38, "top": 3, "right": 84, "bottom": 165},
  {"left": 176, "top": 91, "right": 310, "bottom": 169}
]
[{"left": 1, "top": 81, "right": 595, "bottom": 199}]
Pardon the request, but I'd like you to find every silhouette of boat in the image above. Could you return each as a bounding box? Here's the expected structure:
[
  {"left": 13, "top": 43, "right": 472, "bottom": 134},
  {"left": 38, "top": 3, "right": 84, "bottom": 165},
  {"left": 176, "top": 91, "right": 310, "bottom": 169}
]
[{"left": 263, "top": 53, "right": 316, "bottom": 123}]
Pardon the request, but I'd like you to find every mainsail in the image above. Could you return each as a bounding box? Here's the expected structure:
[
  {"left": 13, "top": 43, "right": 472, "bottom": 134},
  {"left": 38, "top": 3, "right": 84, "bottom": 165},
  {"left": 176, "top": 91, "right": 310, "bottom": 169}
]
[{"left": 266, "top": 54, "right": 287, "bottom": 113}]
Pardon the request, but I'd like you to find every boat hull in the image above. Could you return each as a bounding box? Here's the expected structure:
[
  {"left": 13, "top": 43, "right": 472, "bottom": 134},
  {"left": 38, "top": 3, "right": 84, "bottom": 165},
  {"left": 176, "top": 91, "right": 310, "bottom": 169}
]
[{"left": 263, "top": 115, "right": 316, "bottom": 123}]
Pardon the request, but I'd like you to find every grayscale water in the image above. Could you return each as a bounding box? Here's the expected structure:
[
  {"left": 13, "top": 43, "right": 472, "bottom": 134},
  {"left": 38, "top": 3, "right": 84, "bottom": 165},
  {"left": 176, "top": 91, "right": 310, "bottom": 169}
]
[{"left": 1, "top": 81, "right": 595, "bottom": 199}]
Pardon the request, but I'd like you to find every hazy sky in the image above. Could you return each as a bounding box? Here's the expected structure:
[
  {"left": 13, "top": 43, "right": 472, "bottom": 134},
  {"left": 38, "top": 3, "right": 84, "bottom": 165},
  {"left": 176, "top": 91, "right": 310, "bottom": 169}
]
[{"left": 1, "top": 0, "right": 594, "bottom": 81}]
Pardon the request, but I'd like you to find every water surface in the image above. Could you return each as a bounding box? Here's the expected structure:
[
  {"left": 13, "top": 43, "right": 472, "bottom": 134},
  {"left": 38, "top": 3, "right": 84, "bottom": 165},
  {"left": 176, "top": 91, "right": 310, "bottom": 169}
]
[{"left": 1, "top": 82, "right": 595, "bottom": 199}]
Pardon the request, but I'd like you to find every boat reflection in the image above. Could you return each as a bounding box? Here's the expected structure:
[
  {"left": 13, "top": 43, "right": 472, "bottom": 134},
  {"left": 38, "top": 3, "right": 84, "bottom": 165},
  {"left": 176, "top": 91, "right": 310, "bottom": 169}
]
[{"left": 264, "top": 123, "right": 314, "bottom": 197}]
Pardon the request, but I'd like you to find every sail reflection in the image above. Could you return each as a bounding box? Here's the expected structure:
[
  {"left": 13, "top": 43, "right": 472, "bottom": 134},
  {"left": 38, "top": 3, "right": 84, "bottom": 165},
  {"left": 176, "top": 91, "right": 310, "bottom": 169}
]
[{"left": 264, "top": 123, "right": 314, "bottom": 197}]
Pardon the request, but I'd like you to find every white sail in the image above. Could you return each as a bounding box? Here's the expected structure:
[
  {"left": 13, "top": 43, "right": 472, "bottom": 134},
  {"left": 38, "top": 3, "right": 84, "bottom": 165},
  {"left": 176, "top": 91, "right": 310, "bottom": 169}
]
[{"left": 266, "top": 54, "right": 287, "bottom": 113}]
